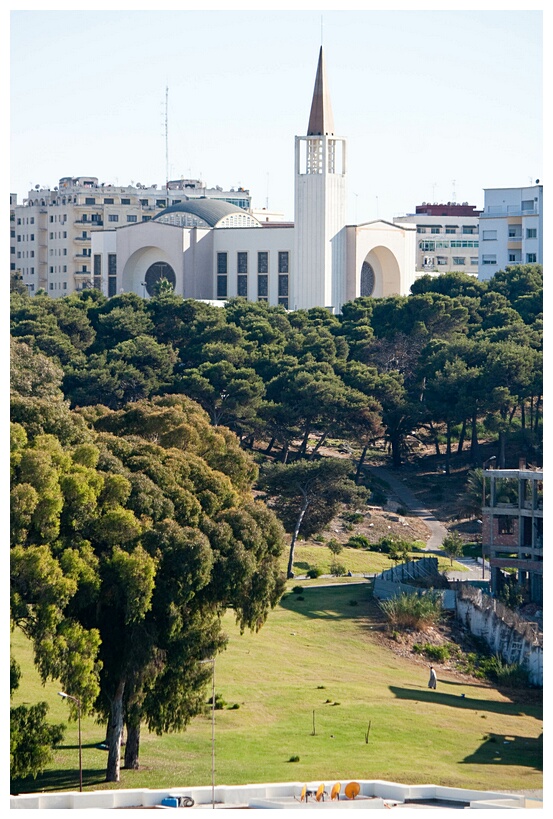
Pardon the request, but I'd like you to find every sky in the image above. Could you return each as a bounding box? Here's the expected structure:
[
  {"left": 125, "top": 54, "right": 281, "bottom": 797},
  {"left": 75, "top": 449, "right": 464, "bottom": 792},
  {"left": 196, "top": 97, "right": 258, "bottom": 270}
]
[{"left": 9, "top": 3, "right": 543, "bottom": 224}]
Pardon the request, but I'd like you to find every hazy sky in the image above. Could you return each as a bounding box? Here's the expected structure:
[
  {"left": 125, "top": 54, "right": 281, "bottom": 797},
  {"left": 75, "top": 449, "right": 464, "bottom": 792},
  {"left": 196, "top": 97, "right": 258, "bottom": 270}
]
[{"left": 9, "top": 4, "right": 543, "bottom": 223}]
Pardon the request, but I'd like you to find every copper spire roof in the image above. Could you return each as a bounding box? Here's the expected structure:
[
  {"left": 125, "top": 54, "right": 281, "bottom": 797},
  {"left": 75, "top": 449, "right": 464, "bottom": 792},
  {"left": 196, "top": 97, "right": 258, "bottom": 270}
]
[{"left": 307, "top": 46, "right": 335, "bottom": 136}]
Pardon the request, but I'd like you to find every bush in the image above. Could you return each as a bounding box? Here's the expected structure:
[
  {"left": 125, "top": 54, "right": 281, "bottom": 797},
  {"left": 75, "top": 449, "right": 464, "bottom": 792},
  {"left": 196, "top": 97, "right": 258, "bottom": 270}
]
[
  {"left": 292, "top": 585, "right": 304, "bottom": 594},
  {"left": 288, "top": 755, "right": 300, "bottom": 763},
  {"left": 306, "top": 567, "right": 322, "bottom": 579},
  {"left": 396, "top": 506, "right": 408, "bottom": 516},
  {"left": 327, "top": 539, "right": 343, "bottom": 556},
  {"left": 413, "top": 642, "right": 452, "bottom": 662},
  {"left": 346, "top": 534, "right": 371, "bottom": 549},
  {"left": 379, "top": 591, "right": 442, "bottom": 631},
  {"left": 342, "top": 512, "right": 364, "bottom": 523},
  {"left": 330, "top": 561, "right": 347, "bottom": 577}
]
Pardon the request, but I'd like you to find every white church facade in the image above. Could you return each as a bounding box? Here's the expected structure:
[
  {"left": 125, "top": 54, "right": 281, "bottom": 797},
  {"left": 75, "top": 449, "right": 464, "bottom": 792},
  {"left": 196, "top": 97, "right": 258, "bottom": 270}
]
[{"left": 92, "top": 48, "right": 416, "bottom": 313}]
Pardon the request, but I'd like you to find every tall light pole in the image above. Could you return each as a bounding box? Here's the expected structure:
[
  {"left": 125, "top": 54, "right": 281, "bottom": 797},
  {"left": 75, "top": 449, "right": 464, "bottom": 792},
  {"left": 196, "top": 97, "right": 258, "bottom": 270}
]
[
  {"left": 58, "top": 692, "right": 82, "bottom": 792},
  {"left": 199, "top": 658, "right": 215, "bottom": 809},
  {"left": 482, "top": 456, "right": 496, "bottom": 580}
]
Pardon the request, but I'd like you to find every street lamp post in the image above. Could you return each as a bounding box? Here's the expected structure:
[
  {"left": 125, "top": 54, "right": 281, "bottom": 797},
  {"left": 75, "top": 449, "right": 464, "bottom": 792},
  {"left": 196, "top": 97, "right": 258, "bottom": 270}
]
[
  {"left": 482, "top": 457, "right": 496, "bottom": 579},
  {"left": 199, "top": 659, "right": 216, "bottom": 809},
  {"left": 58, "top": 692, "right": 82, "bottom": 792}
]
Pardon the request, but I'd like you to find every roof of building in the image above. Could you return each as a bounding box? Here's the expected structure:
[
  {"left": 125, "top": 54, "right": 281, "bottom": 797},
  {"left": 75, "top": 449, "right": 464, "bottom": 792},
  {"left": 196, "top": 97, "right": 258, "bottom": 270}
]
[
  {"left": 154, "top": 198, "right": 257, "bottom": 227},
  {"left": 307, "top": 46, "right": 335, "bottom": 136}
]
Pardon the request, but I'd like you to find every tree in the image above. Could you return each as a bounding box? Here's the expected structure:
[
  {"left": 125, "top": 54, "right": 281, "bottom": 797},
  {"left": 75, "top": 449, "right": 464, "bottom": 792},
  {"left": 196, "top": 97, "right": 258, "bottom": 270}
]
[
  {"left": 441, "top": 532, "right": 464, "bottom": 566},
  {"left": 260, "top": 458, "right": 365, "bottom": 577},
  {"left": 10, "top": 658, "right": 65, "bottom": 781},
  {"left": 11, "top": 395, "right": 285, "bottom": 783}
]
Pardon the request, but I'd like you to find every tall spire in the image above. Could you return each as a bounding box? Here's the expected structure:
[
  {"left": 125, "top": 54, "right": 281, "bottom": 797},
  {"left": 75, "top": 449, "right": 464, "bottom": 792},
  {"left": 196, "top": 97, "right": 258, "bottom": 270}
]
[{"left": 307, "top": 46, "right": 335, "bottom": 136}]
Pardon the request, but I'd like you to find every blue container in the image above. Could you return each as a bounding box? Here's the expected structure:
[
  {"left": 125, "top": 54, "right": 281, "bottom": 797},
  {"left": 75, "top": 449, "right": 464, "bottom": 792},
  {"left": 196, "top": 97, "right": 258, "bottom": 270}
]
[{"left": 161, "top": 797, "right": 179, "bottom": 808}]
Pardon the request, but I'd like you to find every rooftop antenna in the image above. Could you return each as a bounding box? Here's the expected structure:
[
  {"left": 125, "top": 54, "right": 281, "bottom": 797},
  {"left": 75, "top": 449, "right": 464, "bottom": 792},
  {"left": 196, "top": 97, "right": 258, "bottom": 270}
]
[
  {"left": 266, "top": 173, "right": 269, "bottom": 210},
  {"left": 452, "top": 179, "right": 456, "bottom": 202},
  {"left": 165, "top": 85, "right": 169, "bottom": 195}
]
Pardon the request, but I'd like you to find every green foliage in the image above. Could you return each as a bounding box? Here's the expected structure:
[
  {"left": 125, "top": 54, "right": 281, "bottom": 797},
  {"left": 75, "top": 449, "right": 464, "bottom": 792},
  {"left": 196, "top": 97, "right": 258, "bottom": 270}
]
[
  {"left": 330, "top": 561, "right": 347, "bottom": 577},
  {"left": 413, "top": 642, "right": 454, "bottom": 662},
  {"left": 10, "top": 659, "right": 65, "bottom": 781},
  {"left": 346, "top": 534, "right": 371, "bottom": 549},
  {"left": 327, "top": 539, "right": 343, "bottom": 556},
  {"left": 441, "top": 531, "right": 465, "bottom": 565},
  {"left": 379, "top": 591, "right": 442, "bottom": 630},
  {"left": 306, "top": 567, "right": 322, "bottom": 579}
]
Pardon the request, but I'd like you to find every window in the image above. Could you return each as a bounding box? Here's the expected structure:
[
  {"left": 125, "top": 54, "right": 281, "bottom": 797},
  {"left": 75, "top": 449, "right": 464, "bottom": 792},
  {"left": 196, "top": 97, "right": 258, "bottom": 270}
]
[
  {"left": 104, "top": 198, "right": 114, "bottom": 204},
  {"left": 419, "top": 241, "right": 435, "bottom": 251},
  {"left": 30, "top": 233, "right": 34, "bottom": 240},
  {"left": 417, "top": 227, "right": 426, "bottom": 234},
  {"left": 142, "top": 216, "right": 151, "bottom": 222},
  {"left": 121, "top": 198, "right": 131, "bottom": 205},
  {"left": 497, "top": 516, "right": 515, "bottom": 535},
  {"left": 217, "top": 252, "right": 228, "bottom": 274},
  {"left": 445, "top": 227, "right": 457, "bottom": 234},
  {"left": 508, "top": 253, "right": 521, "bottom": 263},
  {"left": 437, "top": 256, "right": 448, "bottom": 266},
  {"left": 63, "top": 282, "right": 67, "bottom": 290},
  {"left": 452, "top": 257, "right": 465, "bottom": 265},
  {"left": 462, "top": 226, "right": 477, "bottom": 234},
  {"left": 108, "top": 214, "right": 119, "bottom": 222},
  {"left": 127, "top": 215, "right": 138, "bottom": 222},
  {"left": 156, "top": 200, "right": 166, "bottom": 208},
  {"left": 521, "top": 200, "right": 534, "bottom": 211},
  {"left": 482, "top": 255, "right": 497, "bottom": 265},
  {"left": 278, "top": 274, "right": 289, "bottom": 300},
  {"left": 217, "top": 276, "right": 228, "bottom": 299},
  {"left": 257, "top": 274, "right": 268, "bottom": 301},
  {"left": 278, "top": 251, "right": 289, "bottom": 273},
  {"left": 482, "top": 230, "right": 497, "bottom": 241},
  {"left": 526, "top": 253, "right": 537, "bottom": 263},
  {"left": 526, "top": 228, "right": 537, "bottom": 239},
  {"left": 85, "top": 197, "right": 96, "bottom": 205},
  {"left": 237, "top": 252, "right": 248, "bottom": 274},
  {"left": 257, "top": 251, "right": 269, "bottom": 273},
  {"left": 140, "top": 199, "right": 148, "bottom": 206},
  {"left": 430, "top": 227, "right": 440, "bottom": 234},
  {"left": 108, "top": 253, "right": 117, "bottom": 276},
  {"left": 508, "top": 225, "right": 521, "bottom": 238},
  {"left": 237, "top": 275, "right": 248, "bottom": 297}
]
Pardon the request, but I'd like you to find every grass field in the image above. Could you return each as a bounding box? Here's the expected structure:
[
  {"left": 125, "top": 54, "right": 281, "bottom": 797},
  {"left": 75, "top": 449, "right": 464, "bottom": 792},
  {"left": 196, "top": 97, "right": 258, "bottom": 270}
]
[
  {"left": 286, "top": 543, "right": 465, "bottom": 577},
  {"left": 11, "top": 583, "right": 542, "bottom": 795}
]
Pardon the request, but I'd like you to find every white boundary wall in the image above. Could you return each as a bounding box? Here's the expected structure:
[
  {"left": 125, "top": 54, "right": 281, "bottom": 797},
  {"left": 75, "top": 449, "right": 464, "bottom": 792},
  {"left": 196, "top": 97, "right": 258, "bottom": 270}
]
[{"left": 10, "top": 779, "right": 534, "bottom": 810}]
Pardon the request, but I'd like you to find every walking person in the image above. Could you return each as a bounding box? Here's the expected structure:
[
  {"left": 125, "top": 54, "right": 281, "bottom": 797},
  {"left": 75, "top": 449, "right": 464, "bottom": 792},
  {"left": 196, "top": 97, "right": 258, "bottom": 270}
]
[{"left": 428, "top": 665, "right": 437, "bottom": 689}]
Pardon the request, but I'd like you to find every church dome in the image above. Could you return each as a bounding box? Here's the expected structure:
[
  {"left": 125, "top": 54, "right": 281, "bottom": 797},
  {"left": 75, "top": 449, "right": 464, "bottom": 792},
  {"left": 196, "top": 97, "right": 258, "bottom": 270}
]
[{"left": 154, "top": 199, "right": 261, "bottom": 228}]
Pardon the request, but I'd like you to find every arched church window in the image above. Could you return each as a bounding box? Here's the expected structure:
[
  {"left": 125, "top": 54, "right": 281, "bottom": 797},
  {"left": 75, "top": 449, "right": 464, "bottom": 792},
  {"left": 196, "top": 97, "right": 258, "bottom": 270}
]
[
  {"left": 360, "top": 261, "right": 375, "bottom": 297},
  {"left": 144, "top": 261, "right": 176, "bottom": 296}
]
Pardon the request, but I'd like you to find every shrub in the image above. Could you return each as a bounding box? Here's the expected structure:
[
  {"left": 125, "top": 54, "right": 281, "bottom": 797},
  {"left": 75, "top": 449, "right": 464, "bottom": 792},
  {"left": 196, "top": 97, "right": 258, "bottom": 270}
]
[
  {"left": 288, "top": 755, "right": 300, "bottom": 763},
  {"left": 330, "top": 561, "right": 347, "bottom": 577},
  {"left": 346, "top": 534, "right": 371, "bottom": 549},
  {"left": 413, "top": 643, "right": 452, "bottom": 662},
  {"left": 292, "top": 585, "right": 304, "bottom": 594},
  {"left": 306, "top": 567, "right": 322, "bottom": 579},
  {"left": 379, "top": 591, "right": 442, "bottom": 631},
  {"left": 342, "top": 511, "right": 364, "bottom": 523},
  {"left": 396, "top": 506, "right": 408, "bottom": 517},
  {"left": 327, "top": 539, "right": 343, "bottom": 556}
]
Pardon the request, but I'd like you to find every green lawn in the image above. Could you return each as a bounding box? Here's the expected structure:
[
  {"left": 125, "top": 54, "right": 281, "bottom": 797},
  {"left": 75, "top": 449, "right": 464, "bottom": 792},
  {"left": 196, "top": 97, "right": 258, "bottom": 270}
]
[
  {"left": 286, "top": 543, "right": 466, "bottom": 576},
  {"left": 11, "top": 584, "right": 542, "bottom": 795}
]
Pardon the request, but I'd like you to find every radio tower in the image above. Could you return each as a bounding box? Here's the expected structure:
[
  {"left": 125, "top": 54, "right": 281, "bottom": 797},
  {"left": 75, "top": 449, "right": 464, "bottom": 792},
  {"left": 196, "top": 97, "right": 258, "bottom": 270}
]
[{"left": 165, "top": 85, "right": 169, "bottom": 195}]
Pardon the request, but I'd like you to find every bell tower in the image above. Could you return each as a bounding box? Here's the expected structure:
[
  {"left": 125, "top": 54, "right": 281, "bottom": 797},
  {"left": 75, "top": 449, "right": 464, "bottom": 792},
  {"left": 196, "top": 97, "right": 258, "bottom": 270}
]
[{"left": 293, "top": 47, "right": 347, "bottom": 311}]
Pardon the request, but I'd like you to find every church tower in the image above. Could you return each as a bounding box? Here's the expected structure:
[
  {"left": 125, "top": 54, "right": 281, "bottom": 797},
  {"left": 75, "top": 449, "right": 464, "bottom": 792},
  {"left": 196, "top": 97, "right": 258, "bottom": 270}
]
[{"left": 293, "top": 47, "right": 347, "bottom": 312}]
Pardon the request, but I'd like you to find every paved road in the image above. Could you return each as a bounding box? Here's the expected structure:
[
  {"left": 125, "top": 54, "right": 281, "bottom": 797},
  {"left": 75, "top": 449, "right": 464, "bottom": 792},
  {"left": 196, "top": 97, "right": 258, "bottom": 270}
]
[{"left": 365, "top": 465, "right": 489, "bottom": 581}]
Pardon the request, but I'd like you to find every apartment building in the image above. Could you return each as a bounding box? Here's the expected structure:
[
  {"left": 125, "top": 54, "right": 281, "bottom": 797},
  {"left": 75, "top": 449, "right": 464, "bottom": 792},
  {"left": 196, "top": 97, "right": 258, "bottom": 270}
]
[
  {"left": 12, "top": 176, "right": 252, "bottom": 297},
  {"left": 394, "top": 202, "right": 481, "bottom": 277},
  {"left": 482, "top": 466, "right": 543, "bottom": 604},
  {"left": 478, "top": 183, "right": 543, "bottom": 279}
]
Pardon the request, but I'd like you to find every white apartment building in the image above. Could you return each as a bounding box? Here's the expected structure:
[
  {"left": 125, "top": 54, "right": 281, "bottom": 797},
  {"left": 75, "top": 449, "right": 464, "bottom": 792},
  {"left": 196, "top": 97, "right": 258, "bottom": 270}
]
[
  {"left": 11, "top": 177, "right": 252, "bottom": 297},
  {"left": 394, "top": 203, "right": 481, "bottom": 278},
  {"left": 478, "top": 183, "right": 543, "bottom": 280}
]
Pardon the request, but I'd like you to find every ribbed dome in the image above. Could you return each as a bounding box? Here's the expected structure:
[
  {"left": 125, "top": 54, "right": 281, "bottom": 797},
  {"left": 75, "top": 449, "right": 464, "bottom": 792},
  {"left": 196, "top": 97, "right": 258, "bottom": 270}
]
[{"left": 154, "top": 199, "right": 261, "bottom": 228}]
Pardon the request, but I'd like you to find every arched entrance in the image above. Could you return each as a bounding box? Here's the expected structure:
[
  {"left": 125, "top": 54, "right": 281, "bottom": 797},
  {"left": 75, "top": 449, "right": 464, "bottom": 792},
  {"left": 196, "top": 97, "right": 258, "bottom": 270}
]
[
  {"left": 121, "top": 247, "right": 178, "bottom": 297},
  {"left": 358, "top": 246, "right": 401, "bottom": 298}
]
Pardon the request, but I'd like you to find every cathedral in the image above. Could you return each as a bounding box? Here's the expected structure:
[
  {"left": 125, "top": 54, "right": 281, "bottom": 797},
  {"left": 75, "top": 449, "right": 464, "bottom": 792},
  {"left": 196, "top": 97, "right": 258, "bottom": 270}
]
[{"left": 92, "top": 48, "right": 416, "bottom": 313}]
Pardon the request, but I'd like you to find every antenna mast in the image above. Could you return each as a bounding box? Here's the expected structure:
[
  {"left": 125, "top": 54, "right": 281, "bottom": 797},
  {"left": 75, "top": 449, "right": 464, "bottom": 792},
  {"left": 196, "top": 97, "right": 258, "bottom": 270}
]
[{"left": 165, "top": 85, "right": 169, "bottom": 195}]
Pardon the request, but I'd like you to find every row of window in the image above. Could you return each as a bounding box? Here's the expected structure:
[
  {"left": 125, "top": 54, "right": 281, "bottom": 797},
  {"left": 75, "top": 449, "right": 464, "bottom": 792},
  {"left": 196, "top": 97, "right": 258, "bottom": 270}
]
[
  {"left": 482, "top": 228, "right": 538, "bottom": 240},
  {"left": 417, "top": 226, "right": 478, "bottom": 235},
  {"left": 419, "top": 240, "right": 479, "bottom": 250},
  {"left": 216, "top": 251, "right": 290, "bottom": 308},
  {"left": 482, "top": 253, "right": 537, "bottom": 265},
  {"left": 422, "top": 256, "right": 478, "bottom": 267}
]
